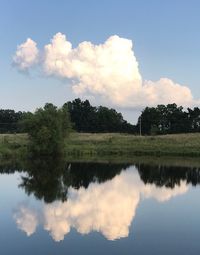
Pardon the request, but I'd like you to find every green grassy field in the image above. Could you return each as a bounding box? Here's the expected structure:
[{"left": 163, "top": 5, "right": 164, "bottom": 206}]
[
  {"left": 1, "top": 132, "right": 200, "bottom": 158},
  {"left": 0, "top": 134, "right": 28, "bottom": 158},
  {"left": 65, "top": 132, "right": 200, "bottom": 157}
]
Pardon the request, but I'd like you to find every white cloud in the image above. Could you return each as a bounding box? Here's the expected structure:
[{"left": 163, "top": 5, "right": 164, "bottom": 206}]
[
  {"left": 13, "top": 38, "right": 39, "bottom": 71},
  {"left": 13, "top": 167, "right": 188, "bottom": 241},
  {"left": 141, "top": 78, "right": 194, "bottom": 107},
  {"left": 13, "top": 205, "right": 38, "bottom": 236},
  {"left": 13, "top": 33, "right": 199, "bottom": 108},
  {"left": 43, "top": 33, "right": 142, "bottom": 107}
]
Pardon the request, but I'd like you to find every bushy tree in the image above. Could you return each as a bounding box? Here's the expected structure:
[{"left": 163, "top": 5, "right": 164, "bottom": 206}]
[
  {"left": 65, "top": 98, "right": 136, "bottom": 133},
  {"left": 137, "top": 103, "right": 200, "bottom": 135},
  {"left": 22, "top": 103, "right": 71, "bottom": 156}
]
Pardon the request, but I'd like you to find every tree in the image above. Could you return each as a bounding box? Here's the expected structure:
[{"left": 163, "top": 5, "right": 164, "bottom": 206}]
[
  {"left": 65, "top": 98, "right": 136, "bottom": 133},
  {"left": 65, "top": 98, "right": 97, "bottom": 132},
  {"left": 0, "top": 109, "right": 25, "bottom": 133},
  {"left": 187, "top": 107, "right": 200, "bottom": 132},
  {"left": 136, "top": 107, "right": 159, "bottom": 135},
  {"left": 136, "top": 103, "right": 199, "bottom": 135},
  {"left": 22, "top": 103, "right": 71, "bottom": 156}
]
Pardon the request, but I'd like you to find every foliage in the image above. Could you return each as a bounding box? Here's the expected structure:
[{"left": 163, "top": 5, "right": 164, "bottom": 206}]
[
  {"left": 0, "top": 100, "right": 200, "bottom": 136},
  {"left": 22, "top": 103, "right": 71, "bottom": 156},
  {"left": 65, "top": 98, "right": 136, "bottom": 133},
  {"left": 0, "top": 109, "right": 25, "bottom": 133},
  {"left": 137, "top": 103, "right": 200, "bottom": 135}
]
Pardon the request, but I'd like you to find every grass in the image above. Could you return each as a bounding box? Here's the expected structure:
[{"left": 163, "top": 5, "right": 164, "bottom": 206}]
[
  {"left": 1, "top": 132, "right": 200, "bottom": 159},
  {"left": 0, "top": 133, "right": 28, "bottom": 158},
  {"left": 65, "top": 132, "right": 200, "bottom": 157}
]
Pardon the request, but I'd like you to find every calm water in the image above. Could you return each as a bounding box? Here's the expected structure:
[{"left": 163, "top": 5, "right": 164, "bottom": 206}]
[{"left": 1, "top": 158, "right": 200, "bottom": 254}]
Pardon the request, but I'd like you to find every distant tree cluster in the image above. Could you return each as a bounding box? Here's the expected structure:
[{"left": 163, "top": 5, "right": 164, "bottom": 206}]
[
  {"left": 0, "top": 99, "right": 135, "bottom": 134},
  {"left": 137, "top": 103, "right": 200, "bottom": 135},
  {"left": 1, "top": 100, "right": 200, "bottom": 136},
  {"left": 0, "top": 109, "right": 25, "bottom": 133},
  {"left": 65, "top": 98, "right": 135, "bottom": 133}
]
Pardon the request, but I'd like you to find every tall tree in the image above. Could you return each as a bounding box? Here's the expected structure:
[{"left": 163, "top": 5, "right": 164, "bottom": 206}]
[
  {"left": 65, "top": 98, "right": 136, "bottom": 133},
  {"left": 22, "top": 103, "right": 71, "bottom": 156}
]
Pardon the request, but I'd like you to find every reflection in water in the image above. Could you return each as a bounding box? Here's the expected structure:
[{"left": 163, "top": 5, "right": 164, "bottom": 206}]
[
  {"left": 13, "top": 162, "right": 189, "bottom": 241},
  {"left": 13, "top": 205, "right": 38, "bottom": 236},
  {"left": 138, "top": 164, "right": 200, "bottom": 187},
  {"left": 42, "top": 168, "right": 187, "bottom": 241},
  {"left": 18, "top": 158, "right": 129, "bottom": 203}
]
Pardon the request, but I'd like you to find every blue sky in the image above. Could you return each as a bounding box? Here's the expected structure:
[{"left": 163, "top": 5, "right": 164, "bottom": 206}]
[{"left": 0, "top": 0, "right": 200, "bottom": 123}]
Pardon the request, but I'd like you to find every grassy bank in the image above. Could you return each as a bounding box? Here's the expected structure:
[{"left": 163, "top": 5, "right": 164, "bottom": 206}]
[
  {"left": 1, "top": 133, "right": 200, "bottom": 159},
  {"left": 65, "top": 133, "right": 200, "bottom": 157},
  {"left": 0, "top": 134, "right": 27, "bottom": 158}
]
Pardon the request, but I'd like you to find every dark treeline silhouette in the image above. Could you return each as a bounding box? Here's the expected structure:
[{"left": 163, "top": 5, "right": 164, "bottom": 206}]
[
  {"left": 65, "top": 98, "right": 135, "bottom": 133},
  {"left": 1, "top": 101, "right": 200, "bottom": 135},
  {"left": 64, "top": 162, "right": 129, "bottom": 189},
  {"left": 0, "top": 109, "right": 26, "bottom": 133},
  {"left": 137, "top": 103, "right": 200, "bottom": 135},
  {"left": 138, "top": 163, "right": 200, "bottom": 188},
  {"left": 0, "top": 99, "right": 135, "bottom": 134}
]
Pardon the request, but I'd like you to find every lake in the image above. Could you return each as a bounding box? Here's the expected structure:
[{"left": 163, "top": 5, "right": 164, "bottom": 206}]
[{"left": 1, "top": 157, "right": 200, "bottom": 254}]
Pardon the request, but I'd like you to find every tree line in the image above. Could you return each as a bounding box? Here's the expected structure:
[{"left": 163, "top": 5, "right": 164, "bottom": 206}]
[
  {"left": 0, "top": 98, "right": 135, "bottom": 134},
  {"left": 65, "top": 98, "right": 135, "bottom": 133},
  {"left": 137, "top": 103, "right": 200, "bottom": 135},
  {"left": 0, "top": 100, "right": 200, "bottom": 136},
  {"left": 0, "top": 109, "right": 25, "bottom": 133}
]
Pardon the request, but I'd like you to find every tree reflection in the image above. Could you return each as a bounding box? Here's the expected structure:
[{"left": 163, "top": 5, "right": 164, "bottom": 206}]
[
  {"left": 19, "top": 157, "right": 69, "bottom": 203},
  {"left": 19, "top": 158, "right": 130, "bottom": 203},
  {"left": 138, "top": 164, "right": 200, "bottom": 188},
  {"left": 1, "top": 158, "right": 200, "bottom": 203}
]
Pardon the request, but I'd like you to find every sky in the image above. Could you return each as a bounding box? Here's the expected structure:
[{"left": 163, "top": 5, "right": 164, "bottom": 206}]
[{"left": 1, "top": 0, "right": 200, "bottom": 123}]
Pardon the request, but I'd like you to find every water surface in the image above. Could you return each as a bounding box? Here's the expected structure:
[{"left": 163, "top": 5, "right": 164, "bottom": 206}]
[{"left": 1, "top": 158, "right": 200, "bottom": 254}]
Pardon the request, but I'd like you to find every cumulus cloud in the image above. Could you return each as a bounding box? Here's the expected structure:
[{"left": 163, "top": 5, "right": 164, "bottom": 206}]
[
  {"left": 43, "top": 33, "right": 142, "bottom": 107},
  {"left": 13, "top": 205, "right": 38, "bottom": 236},
  {"left": 141, "top": 78, "right": 194, "bottom": 107},
  {"left": 13, "top": 33, "right": 200, "bottom": 108},
  {"left": 13, "top": 167, "right": 188, "bottom": 241},
  {"left": 13, "top": 38, "right": 39, "bottom": 71},
  {"left": 13, "top": 33, "right": 199, "bottom": 108},
  {"left": 13, "top": 33, "right": 199, "bottom": 107}
]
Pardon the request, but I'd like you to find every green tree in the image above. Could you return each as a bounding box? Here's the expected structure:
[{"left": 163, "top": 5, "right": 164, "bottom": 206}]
[
  {"left": 188, "top": 107, "right": 200, "bottom": 132},
  {"left": 22, "top": 103, "right": 71, "bottom": 156},
  {"left": 65, "top": 98, "right": 136, "bottom": 133},
  {"left": 137, "top": 103, "right": 195, "bottom": 135},
  {"left": 0, "top": 109, "right": 25, "bottom": 133},
  {"left": 137, "top": 107, "right": 159, "bottom": 135}
]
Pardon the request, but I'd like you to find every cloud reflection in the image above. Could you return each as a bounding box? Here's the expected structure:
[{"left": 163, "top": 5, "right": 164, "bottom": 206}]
[
  {"left": 14, "top": 167, "right": 188, "bottom": 241},
  {"left": 13, "top": 205, "right": 38, "bottom": 236}
]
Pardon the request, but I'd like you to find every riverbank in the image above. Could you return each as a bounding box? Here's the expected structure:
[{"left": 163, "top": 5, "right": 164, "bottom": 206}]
[
  {"left": 1, "top": 133, "right": 200, "bottom": 159},
  {"left": 0, "top": 134, "right": 27, "bottom": 158},
  {"left": 65, "top": 133, "right": 200, "bottom": 157}
]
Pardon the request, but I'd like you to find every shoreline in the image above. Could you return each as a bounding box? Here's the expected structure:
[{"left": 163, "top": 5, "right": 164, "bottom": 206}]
[{"left": 1, "top": 133, "right": 200, "bottom": 159}]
